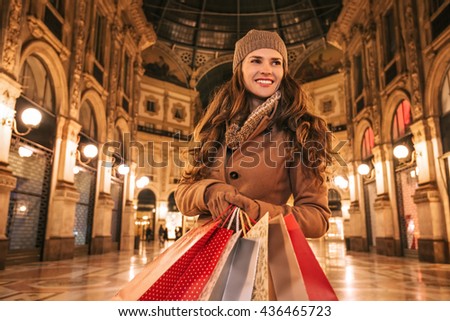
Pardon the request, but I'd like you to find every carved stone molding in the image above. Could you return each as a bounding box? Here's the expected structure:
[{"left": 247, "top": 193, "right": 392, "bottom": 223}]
[
  {"left": 26, "top": 16, "right": 71, "bottom": 61},
  {"left": 69, "top": 0, "right": 87, "bottom": 117},
  {"left": 0, "top": 167, "right": 17, "bottom": 192},
  {"left": 404, "top": 4, "right": 424, "bottom": 120},
  {"left": 129, "top": 0, "right": 157, "bottom": 50},
  {"left": 54, "top": 181, "right": 80, "bottom": 202},
  {"left": 2, "top": 0, "right": 22, "bottom": 74},
  {"left": 0, "top": 73, "right": 22, "bottom": 109},
  {"left": 327, "top": 0, "right": 363, "bottom": 47}
]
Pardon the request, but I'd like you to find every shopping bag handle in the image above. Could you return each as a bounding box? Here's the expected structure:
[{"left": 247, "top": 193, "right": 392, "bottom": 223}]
[{"left": 221, "top": 204, "right": 237, "bottom": 228}]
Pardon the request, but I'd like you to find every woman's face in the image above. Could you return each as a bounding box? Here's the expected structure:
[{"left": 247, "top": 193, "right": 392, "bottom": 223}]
[{"left": 241, "top": 48, "right": 284, "bottom": 105}]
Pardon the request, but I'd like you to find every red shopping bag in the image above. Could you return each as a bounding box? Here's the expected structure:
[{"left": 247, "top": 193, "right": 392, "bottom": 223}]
[
  {"left": 167, "top": 227, "right": 233, "bottom": 300},
  {"left": 112, "top": 219, "right": 219, "bottom": 300},
  {"left": 284, "top": 214, "right": 338, "bottom": 301},
  {"left": 139, "top": 207, "right": 235, "bottom": 301}
]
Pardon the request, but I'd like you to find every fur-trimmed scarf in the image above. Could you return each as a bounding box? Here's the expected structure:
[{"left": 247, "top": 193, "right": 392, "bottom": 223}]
[{"left": 225, "top": 91, "right": 281, "bottom": 150}]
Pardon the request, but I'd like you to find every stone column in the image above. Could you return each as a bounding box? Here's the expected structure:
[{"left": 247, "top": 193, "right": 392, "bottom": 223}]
[
  {"left": 90, "top": 148, "right": 115, "bottom": 255},
  {"left": 0, "top": 75, "right": 21, "bottom": 269},
  {"left": 120, "top": 162, "right": 136, "bottom": 251},
  {"left": 43, "top": 117, "right": 81, "bottom": 261},
  {"left": 347, "top": 162, "right": 367, "bottom": 251},
  {"left": 410, "top": 118, "right": 448, "bottom": 263},
  {"left": 372, "top": 144, "right": 401, "bottom": 256}
]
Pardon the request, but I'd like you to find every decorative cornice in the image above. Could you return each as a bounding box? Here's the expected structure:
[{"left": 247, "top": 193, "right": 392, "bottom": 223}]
[
  {"left": 327, "top": 0, "right": 364, "bottom": 47},
  {"left": 129, "top": 0, "right": 157, "bottom": 50}
]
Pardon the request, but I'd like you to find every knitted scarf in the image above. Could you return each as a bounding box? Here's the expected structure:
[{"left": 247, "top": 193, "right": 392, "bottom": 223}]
[{"left": 225, "top": 91, "right": 281, "bottom": 150}]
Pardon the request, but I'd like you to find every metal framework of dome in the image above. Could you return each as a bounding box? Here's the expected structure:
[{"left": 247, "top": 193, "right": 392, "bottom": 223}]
[{"left": 143, "top": 0, "right": 342, "bottom": 53}]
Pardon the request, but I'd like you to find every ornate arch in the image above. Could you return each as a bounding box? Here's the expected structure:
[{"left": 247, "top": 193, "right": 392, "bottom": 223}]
[
  {"left": 153, "top": 41, "right": 192, "bottom": 87},
  {"left": 290, "top": 39, "right": 327, "bottom": 76},
  {"left": 115, "top": 116, "right": 131, "bottom": 136},
  {"left": 424, "top": 42, "right": 450, "bottom": 118},
  {"left": 381, "top": 89, "right": 412, "bottom": 144},
  {"left": 354, "top": 118, "right": 373, "bottom": 161},
  {"left": 137, "top": 186, "right": 160, "bottom": 203},
  {"left": 19, "top": 40, "right": 69, "bottom": 116},
  {"left": 80, "top": 89, "right": 107, "bottom": 143},
  {"left": 191, "top": 54, "right": 233, "bottom": 88}
]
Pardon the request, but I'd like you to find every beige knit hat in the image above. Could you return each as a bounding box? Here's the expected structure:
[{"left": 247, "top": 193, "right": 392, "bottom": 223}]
[{"left": 233, "top": 29, "right": 288, "bottom": 73}]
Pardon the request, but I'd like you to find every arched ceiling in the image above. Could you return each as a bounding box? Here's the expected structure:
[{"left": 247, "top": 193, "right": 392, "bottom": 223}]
[
  {"left": 143, "top": 0, "right": 342, "bottom": 53},
  {"left": 142, "top": 0, "right": 343, "bottom": 107}
]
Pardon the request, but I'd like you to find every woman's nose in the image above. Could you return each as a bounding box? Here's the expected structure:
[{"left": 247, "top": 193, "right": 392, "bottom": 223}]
[{"left": 260, "top": 62, "right": 272, "bottom": 74}]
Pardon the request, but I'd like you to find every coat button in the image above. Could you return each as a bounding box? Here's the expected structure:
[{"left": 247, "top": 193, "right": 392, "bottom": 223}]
[{"left": 229, "top": 171, "right": 239, "bottom": 179}]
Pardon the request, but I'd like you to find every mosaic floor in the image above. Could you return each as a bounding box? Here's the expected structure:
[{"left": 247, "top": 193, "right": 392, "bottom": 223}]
[{"left": 0, "top": 239, "right": 450, "bottom": 301}]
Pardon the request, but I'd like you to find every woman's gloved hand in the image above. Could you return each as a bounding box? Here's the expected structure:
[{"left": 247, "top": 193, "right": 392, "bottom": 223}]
[
  {"left": 224, "top": 193, "right": 260, "bottom": 221},
  {"left": 204, "top": 183, "right": 238, "bottom": 219}
]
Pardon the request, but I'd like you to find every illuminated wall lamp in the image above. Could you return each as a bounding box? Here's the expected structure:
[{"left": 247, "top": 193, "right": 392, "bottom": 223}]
[
  {"left": 18, "top": 146, "right": 34, "bottom": 157},
  {"left": 334, "top": 175, "right": 349, "bottom": 189},
  {"left": 74, "top": 141, "right": 98, "bottom": 167},
  {"left": 117, "top": 163, "right": 130, "bottom": 175},
  {"left": 393, "top": 144, "right": 410, "bottom": 159},
  {"left": 136, "top": 176, "right": 150, "bottom": 188},
  {"left": 357, "top": 163, "right": 371, "bottom": 176},
  {"left": 1, "top": 107, "right": 42, "bottom": 136}
]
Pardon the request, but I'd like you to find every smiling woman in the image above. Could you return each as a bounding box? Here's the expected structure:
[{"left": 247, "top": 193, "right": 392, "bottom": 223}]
[
  {"left": 242, "top": 49, "right": 284, "bottom": 108},
  {"left": 175, "top": 29, "right": 334, "bottom": 239}
]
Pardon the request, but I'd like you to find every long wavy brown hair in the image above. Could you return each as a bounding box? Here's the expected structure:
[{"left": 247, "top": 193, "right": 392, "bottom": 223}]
[{"left": 182, "top": 67, "right": 333, "bottom": 184}]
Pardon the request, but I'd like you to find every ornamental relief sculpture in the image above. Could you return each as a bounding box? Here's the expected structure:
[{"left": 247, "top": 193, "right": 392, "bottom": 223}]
[
  {"left": 404, "top": 4, "right": 423, "bottom": 120},
  {"left": 2, "top": 0, "right": 22, "bottom": 74},
  {"left": 69, "top": 0, "right": 87, "bottom": 117}
]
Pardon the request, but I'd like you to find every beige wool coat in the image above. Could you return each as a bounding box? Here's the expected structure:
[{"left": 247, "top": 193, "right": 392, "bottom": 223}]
[{"left": 175, "top": 106, "right": 331, "bottom": 238}]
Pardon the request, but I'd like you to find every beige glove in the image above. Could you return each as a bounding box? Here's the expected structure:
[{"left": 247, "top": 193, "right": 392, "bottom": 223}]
[
  {"left": 204, "top": 183, "right": 238, "bottom": 219},
  {"left": 224, "top": 193, "right": 260, "bottom": 221}
]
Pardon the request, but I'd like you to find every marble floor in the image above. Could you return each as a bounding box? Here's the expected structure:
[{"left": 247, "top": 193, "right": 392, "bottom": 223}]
[{"left": 0, "top": 239, "right": 450, "bottom": 301}]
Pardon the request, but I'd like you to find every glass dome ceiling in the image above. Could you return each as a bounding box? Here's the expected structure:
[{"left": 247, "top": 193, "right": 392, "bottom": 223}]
[{"left": 143, "top": 0, "right": 342, "bottom": 52}]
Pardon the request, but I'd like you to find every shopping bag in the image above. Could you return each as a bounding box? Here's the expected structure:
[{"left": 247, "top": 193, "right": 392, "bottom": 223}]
[
  {"left": 284, "top": 214, "right": 339, "bottom": 301},
  {"left": 244, "top": 212, "right": 270, "bottom": 301},
  {"left": 198, "top": 231, "right": 241, "bottom": 301},
  {"left": 139, "top": 206, "right": 237, "bottom": 301},
  {"left": 268, "top": 215, "right": 308, "bottom": 300},
  {"left": 165, "top": 226, "right": 233, "bottom": 300},
  {"left": 207, "top": 208, "right": 259, "bottom": 301},
  {"left": 221, "top": 237, "right": 259, "bottom": 301},
  {"left": 112, "top": 219, "right": 219, "bottom": 300}
]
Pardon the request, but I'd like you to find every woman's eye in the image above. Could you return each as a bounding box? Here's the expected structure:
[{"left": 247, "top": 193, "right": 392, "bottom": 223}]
[
  {"left": 251, "top": 59, "right": 261, "bottom": 64},
  {"left": 272, "top": 60, "right": 282, "bottom": 65}
]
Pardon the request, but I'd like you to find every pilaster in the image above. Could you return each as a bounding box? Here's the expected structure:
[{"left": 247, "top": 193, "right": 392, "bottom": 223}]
[
  {"left": 43, "top": 181, "right": 79, "bottom": 261},
  {"left": 120, "top": 200, "right": 135, "bottom": 251},
  {"left": 0, "top": 73, "right": 21, "bottom": 269},
  {"left": 414, "top": 184, "right": 449, "bottom": 263},
  {"left": 347, "top": 200, "right": 368, "bottom": 252},
  {"left": 374, "top": 194, "right": 401, "bottom": 256},
  {"left": 410, "top": 119, "right": 447, "bottom": 262},
  {"left": 90, "top": 192, "right": 115, "bottom": 254},
  {"left": 44, "top": 117, "right": 81, "bottom": 261}
]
